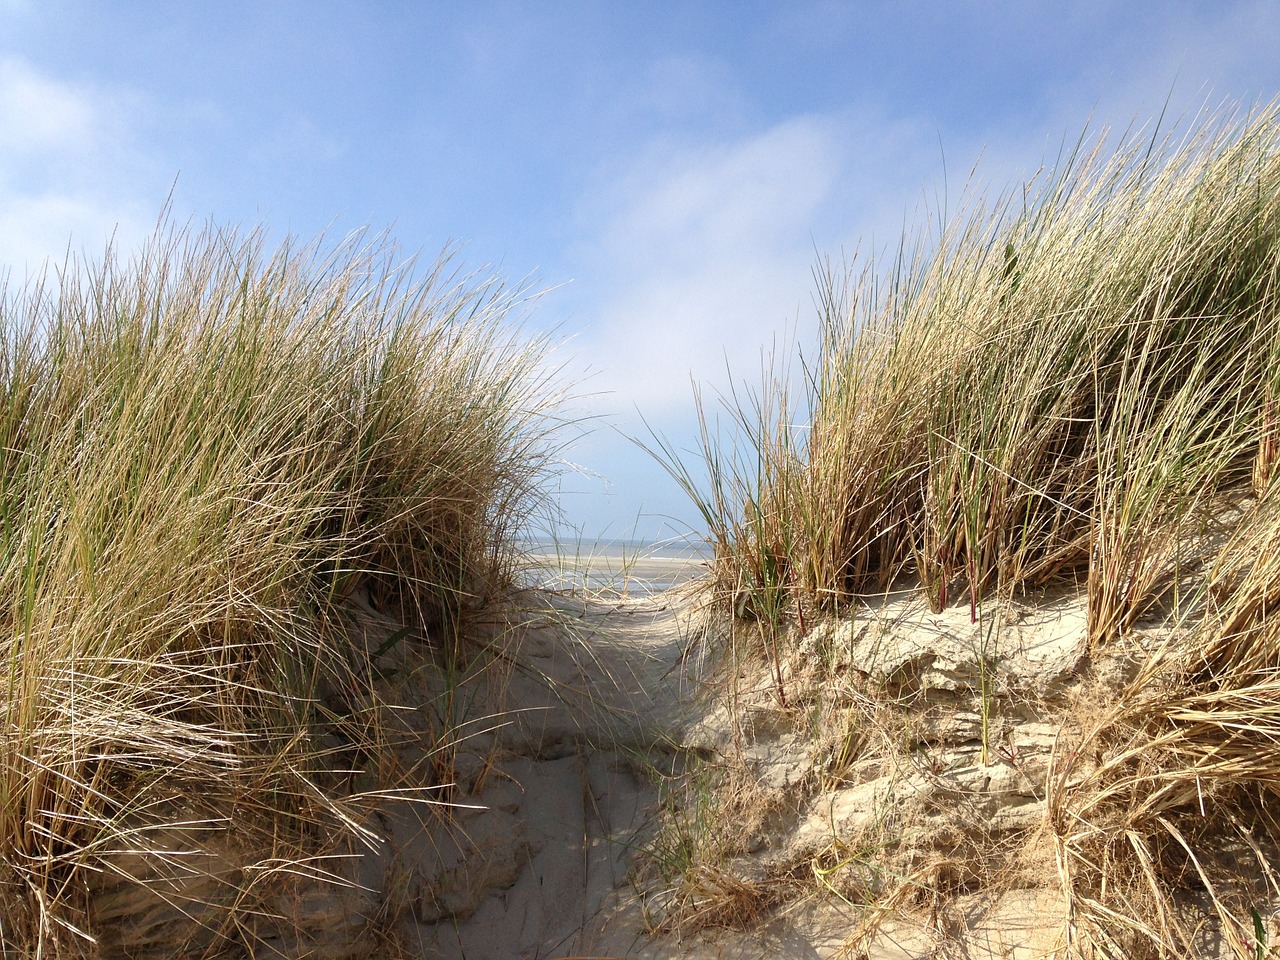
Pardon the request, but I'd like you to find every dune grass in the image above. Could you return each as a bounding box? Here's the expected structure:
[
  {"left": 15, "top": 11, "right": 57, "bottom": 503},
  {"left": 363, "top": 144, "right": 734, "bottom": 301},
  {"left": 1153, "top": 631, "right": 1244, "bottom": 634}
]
[
  {"left": 654, "top": 101, "right": 1280, "bottom": 955},
  {"left": 0, "top": 225, "right": 562, "bottom": 954},
  {"left": 665, "top": 103, "right": 1280, "bottom": 628}
]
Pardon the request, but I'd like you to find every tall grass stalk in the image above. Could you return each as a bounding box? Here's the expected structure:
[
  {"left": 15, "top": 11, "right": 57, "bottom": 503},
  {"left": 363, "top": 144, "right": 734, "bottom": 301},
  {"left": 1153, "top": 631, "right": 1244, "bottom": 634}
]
[{"left": 0, "top": 224, "right": 562, "bottom": 952}]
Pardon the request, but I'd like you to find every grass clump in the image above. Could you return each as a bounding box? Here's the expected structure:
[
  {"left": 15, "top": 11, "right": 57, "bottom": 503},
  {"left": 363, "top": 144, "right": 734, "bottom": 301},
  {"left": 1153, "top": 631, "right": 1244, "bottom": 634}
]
[
  {"left": 655, "top": 100, "right": 1280, "bottom": 955},
  {"left": 0, "top": 224, "right": 561, "bottom": 955},
  {"left": 666, "top": 101, "right": 1280, "bottom": 630}
]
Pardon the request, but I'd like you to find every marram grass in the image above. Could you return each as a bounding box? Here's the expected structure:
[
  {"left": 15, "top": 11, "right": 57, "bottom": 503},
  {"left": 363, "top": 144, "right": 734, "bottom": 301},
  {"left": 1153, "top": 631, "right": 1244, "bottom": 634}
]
[
  {"left": 666, "top": 103, "right": 1280, "bottom": 628},
  {"left": 0, "top": 225, "right": 562, "bottom": 953},
  {"left": 658, "top": 101, "right": 1280, "bottom": 956}
]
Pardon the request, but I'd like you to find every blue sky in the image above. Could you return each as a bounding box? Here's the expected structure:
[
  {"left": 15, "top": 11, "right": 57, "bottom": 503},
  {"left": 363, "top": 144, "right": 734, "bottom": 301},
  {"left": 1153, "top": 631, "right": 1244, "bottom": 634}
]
[{"left": 3, "top": 2, "right": 1280, "bottom": 540}]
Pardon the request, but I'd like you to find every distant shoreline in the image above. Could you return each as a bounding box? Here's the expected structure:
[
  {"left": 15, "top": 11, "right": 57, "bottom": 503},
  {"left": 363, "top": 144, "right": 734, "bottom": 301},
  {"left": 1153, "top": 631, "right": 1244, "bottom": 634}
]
[{"left": 518, "top": 540, "right": 711, "bottom": 594}]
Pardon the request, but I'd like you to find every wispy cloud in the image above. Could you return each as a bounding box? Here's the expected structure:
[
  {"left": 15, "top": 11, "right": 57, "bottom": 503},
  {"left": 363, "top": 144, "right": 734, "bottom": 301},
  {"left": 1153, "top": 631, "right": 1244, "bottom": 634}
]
[
  {"left": 0, "top": 57, "right": 97, "bottom": 154},
  {"left": 566, "top": 106, "right": 942, "bottom": 424},
  {"left": 0, "top": 56, "right": 152, "bottom": 272},
  {"left": 577, "top": 116, "right": 837, "bottom": 414}
]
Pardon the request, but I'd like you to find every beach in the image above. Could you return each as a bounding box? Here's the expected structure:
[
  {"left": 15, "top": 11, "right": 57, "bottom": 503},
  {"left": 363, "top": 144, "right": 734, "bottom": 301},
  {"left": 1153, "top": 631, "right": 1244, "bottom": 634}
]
[{"left": 519, "top": 537, "right": 713, "bottom": 595}]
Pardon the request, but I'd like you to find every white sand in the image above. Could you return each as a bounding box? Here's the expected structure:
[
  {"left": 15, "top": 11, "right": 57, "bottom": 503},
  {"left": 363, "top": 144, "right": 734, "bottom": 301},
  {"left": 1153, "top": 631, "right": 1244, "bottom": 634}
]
[
  {"left": 102, "top": 580, "right": 1217, "bottom": 958},
  {"left": 403, "top": 584, "right": 1093, "bottom": 959}
]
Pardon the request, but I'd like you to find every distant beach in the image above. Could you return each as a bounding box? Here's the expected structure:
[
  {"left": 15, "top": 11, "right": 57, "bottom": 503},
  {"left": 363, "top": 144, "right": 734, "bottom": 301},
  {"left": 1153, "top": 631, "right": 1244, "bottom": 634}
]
[{"left": 519, "top": 536, "right": 713, "bottom": 595}]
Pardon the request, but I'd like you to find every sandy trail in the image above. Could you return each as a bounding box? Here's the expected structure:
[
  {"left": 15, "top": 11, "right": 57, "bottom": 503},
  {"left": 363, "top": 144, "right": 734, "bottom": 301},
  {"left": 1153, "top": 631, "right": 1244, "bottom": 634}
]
[
  {"left": 405, "top": 581, "right": 1096, "bottom": 960},
  {"left": 405, "top": 589, "right": 707, "bottom": 959}
]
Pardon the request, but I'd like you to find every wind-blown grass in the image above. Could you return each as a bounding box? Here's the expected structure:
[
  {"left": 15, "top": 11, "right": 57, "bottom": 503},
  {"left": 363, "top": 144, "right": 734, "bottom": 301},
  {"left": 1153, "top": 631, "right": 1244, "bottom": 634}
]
[
  {"left": 664, "top": 102, "right": 1280, "bottom": 629},
  {"left": 656, "top": 101, "right": 1280, "bottom": 954},
  {"left": 0, "top": 225, "right": 562, "bottom": 953}
]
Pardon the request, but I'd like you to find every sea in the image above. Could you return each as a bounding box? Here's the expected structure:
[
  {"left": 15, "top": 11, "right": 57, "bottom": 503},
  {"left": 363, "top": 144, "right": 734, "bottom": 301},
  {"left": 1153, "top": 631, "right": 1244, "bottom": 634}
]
[{"left": 517, "top": 536, "right": 714, "bottom": 595}]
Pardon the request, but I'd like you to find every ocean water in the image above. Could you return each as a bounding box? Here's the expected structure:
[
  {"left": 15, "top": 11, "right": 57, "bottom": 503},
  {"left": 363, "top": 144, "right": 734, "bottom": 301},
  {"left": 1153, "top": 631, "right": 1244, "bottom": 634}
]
[{"left": 518, "top": 536, "right": 714, "bottom": 595}]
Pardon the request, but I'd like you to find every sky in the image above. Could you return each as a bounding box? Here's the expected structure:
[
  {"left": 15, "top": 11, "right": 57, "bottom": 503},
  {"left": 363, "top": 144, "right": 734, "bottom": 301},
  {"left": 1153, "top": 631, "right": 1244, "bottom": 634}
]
[{"left": 2, "top": 1, "right": 1280, "bottom": 541}]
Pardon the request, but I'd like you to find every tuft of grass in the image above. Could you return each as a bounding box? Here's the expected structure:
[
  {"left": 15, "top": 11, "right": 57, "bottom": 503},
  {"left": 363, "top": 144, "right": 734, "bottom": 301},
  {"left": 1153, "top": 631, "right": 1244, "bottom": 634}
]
[
  {"left": 638, "top": 757, "right": 784, "bottom": 934},
  {"left": 659, "top": 102, "right": 1280, "bottom": 632},
  {"left": 654, "top": 100, "right": 1280, "bottom": 955},
  {"left": 0, "top": 223, "right": 563, "bottom": 953}
]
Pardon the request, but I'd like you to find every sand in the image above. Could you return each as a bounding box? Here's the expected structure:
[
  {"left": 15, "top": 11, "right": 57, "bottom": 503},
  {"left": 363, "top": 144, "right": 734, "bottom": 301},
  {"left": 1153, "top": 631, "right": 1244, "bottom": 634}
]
[
  {"left": 97, "top": 579, "right": 1227, "bottom": 958},
  {"left": 398, "top": 583, "right": 1093, "bottom": 959}
]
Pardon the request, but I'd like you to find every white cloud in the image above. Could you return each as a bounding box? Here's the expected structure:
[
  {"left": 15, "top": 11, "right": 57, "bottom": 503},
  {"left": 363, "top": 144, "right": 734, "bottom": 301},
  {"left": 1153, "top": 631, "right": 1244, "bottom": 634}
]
[
  {"left": 569, "top": 117, "right": 836, "bottom": 419},
  {"left": 0, "top": 56, "right": 97, "bottom": 154},
  {"left": 567, "top": 110, "right": 938, "bottom": 422},
  {"left": 598, "top": 117, "right": 836, "bottom": 264},
  {"left": 0, "top": 56, "right": 153, "bottom": 273}
]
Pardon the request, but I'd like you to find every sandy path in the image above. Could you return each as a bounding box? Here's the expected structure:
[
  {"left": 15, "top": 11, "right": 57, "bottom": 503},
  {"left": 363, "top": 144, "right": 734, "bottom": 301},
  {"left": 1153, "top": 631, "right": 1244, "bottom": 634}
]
[
  {"left": 91, "top": 583, "right": 1091, "bottom": 958},
  {"left": 396, "top": 583, "right": 1094, "bottom": 960},
  {"left": 404, "top": 590, "right": 706, "bottom": 959}
]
